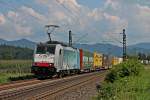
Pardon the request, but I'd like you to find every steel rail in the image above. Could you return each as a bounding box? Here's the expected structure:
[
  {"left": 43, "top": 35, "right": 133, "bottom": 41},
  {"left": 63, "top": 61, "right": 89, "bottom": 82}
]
[{"left": 0, "top": 71, "right": 107, "bottom": 100}]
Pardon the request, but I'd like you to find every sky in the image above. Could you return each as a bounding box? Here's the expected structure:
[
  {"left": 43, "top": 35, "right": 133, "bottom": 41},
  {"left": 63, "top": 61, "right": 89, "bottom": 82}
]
[{"left": 0, "top": 0, "right": 150, "bottom": 46}]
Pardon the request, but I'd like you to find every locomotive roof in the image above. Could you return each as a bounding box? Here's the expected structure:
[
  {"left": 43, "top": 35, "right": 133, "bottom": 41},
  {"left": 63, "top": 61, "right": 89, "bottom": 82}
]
[
  {"left": 46, "top": 41, "right": 68, "bottom": 46},
  {"left": 38, "top": 41, "right": 78, "bottom": 49}
]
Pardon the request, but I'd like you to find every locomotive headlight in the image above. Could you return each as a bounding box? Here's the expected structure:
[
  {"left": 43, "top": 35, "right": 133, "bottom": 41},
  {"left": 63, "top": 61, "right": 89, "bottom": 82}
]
[{"left": 49, "top": 63, "right": 54, "bottom": 67}]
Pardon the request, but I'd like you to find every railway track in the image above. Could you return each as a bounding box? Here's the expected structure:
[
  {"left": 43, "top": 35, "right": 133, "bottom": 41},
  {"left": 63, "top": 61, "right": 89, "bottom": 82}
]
[
  {"left": 0, "top": 71, "right": 108, "bottom": 100},
  {"left": 0, "top": 79, "right": 39, "bottom": 91},
  {"left": 32, "top": 71, "right": 107, "bottom": 100}
]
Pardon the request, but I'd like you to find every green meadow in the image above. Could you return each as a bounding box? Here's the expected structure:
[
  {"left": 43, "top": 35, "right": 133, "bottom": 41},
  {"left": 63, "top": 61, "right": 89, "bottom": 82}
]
[
  {"left": 95, "top": 60, "right": 150, "bottom": 100},
  {"left": 0, "top": 60, "right": 34, "bottom": 83}
]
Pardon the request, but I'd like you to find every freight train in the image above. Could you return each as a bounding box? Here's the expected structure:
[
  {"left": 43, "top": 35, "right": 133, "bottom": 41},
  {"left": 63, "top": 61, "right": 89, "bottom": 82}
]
[{"left": 31, "top": 41, "right": 122, "bottom": 78}]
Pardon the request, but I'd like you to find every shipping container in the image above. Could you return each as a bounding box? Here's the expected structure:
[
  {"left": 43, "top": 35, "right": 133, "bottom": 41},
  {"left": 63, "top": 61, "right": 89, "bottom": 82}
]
[
  {"left": 93, "top": 52, "right": 103, "bottom": 70},
  {"left": 118, "top": 58, "right": 123, "bottom": 64},
  {"left": 112, "top": 57, "right": 119, "bottom": 65},
  {"left": 79, "top": 49, "right": 93, "bottom": 72},
  {"left": 102, "top": 54, "right": 112, "bottom": 69}
]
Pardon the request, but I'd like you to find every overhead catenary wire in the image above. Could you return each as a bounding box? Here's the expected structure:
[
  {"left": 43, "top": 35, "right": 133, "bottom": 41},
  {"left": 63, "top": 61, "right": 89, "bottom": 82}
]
[
  {"left": 55, "top": 0, "right": 91, "bottom": 43},
  {"left": 3, "top": 0, "right": 126, "bottom": 58},
  {"left": 73, "top": 33, "right": 88, "bottom": 44},
  {"left": 105, "top": 32, "right": 123, "bottom": 44},
  {"left": 1, "top": 0, "right": 124, "bottom": 45},
  {"left": 56, "top": 0, "right": 116, "bottom": 44},
  {"left": 55, "top": 0, "right": 80, "bottom": 29},
  {"left": 55, "top": 0, "right": 105, "bottom": 44},
  {"left": 0, "top": 0, "right": 69, "bottom": 41}
]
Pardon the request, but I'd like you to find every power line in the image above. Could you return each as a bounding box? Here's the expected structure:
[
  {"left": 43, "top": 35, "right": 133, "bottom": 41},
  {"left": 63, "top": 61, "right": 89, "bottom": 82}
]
[
  {"left": 105, "top": 32, "right": 122, "bottom": 44},
  {"left": 55, "top": 0, "right": 92, "bottom": 44},
  {"left": 55, "top": 0, "right": 80, "bottom": 28},
  {"left": 1, "top": 0, "right": 125, "bottom": 47},
  {"left": 73, "top": 33, "right": 88, "bottom": 44},
  {"left": 55, "top": 0, "right": 75, "bottom": 16},
  {"left": 55, "top": 0, "right": 110, "bottom": 44}
]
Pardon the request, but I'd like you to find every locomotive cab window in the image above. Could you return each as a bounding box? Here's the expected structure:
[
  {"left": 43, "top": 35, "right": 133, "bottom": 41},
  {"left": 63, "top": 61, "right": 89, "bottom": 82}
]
[
  {"left": 36, "top": 45, "right": 46, "bottom": 54},
  {"left": 36, "top": 45, "right": 56, "bottom": 54},
  {"left": 47, "top": 45, "right": 56, "bottom": 54}
]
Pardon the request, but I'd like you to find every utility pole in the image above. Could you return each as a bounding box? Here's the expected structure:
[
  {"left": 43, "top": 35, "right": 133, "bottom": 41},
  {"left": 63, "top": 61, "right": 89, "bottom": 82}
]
[
  {"left": 103, "top": 30, "right": 127, "bottom": 61},
  {"left": 69, "top": 30, "right": 72, "bottom": 47},
  {"left": 121, "top": 29, "right": 127, "bottom": 61},
  {"left": 45, "top": 25, "right": 59, "bottom": 42}
]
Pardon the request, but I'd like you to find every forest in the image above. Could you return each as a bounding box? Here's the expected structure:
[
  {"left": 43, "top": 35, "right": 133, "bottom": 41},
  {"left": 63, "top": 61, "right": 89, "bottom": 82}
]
[{"left": 0, "top": 45, "right": 33, "bottom": 60}]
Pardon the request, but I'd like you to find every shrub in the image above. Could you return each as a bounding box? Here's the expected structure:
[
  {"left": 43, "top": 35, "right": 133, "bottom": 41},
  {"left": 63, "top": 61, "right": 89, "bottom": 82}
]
[
  {"left": 9, "top": 74, "right": 35, "bottom": 81},
  {"left": 97, "top": 83, "right": 115, "bottom": 100},
  {"left": 105, "top": 59, "right": 144, "bottom": 83},
  {"left": 96, "top": 59, "right": 147, "bottom": 100},
  {"left": 105, "top": 70, "right": 118, "bottom": 83}
]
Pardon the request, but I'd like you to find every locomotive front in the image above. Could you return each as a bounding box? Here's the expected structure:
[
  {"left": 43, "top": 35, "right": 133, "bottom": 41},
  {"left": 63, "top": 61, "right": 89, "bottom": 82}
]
[{"left": 31, "top": 44, "right": 56, "bottom": 78}]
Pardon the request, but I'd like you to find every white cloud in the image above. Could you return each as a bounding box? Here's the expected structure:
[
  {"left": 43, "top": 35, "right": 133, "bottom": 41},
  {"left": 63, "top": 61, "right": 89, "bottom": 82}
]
[
  {"left": 21, "top": 6, "right": 46, "bottom": 22},
  {"left": 8, "top": 11, "right": 18, "bottom": 18},
  {"left": 57, "top": 0, "right": 81, "bottom": 13},
  {"left": 102, "top": 0, "right": 150, "bottom": 44},
  {"left": 14, "top": 24, "right": 33, "bottom": 36},
  {"left": 58, "top": 0, "right": 80, "bottom": 7},
  {"left": 104, "top": 0, "right": 120, "bottom": 10},
  {"left": 88, "top": 8, "right": 103, "bottom": 21},
  {"left": 53, "top": 11, "right": 67, "bottom": 21},
  {"left": 0, "top": 0, "right": 150, "bottom": 44},
  {"left": 8, "top": 1, "right": 127, "bottom": 43},
  {"left": 0, "top": 8, "right": 37, "bottom": 39},
  {"left": 0, "top": 14, "right": 6, "bottom": 25},
  {"left": 136, "top": 4, "right": 150, "bottom": 33}
]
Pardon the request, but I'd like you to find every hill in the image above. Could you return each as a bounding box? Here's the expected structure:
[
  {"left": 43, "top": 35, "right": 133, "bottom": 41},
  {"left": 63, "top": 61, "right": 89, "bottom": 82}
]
[
  {"left": 0, "top": 38, "right": 150, "bottom": 57},
  {"left": 0, "top": 38, "right": 36, "bottom": 49},
  {"left": 0, "top": 45, "right": 33, "bottom": 60},
  {"left": 74, "top": 43, "right": 122, "bottom": 57}
]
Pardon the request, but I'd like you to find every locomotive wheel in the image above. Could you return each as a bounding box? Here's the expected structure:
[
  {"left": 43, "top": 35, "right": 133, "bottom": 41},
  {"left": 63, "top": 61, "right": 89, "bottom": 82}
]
[
  {"left": 58, "top": 71, "right": 64, "bottom": 78},
  {"left": 37, "top": 75, "right": 46, "bottom": 80}
]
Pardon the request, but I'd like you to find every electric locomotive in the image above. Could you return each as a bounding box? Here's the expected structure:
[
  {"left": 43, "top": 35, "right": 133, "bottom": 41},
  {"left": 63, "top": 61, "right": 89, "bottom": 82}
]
[{"left": 31, "top": 41, "right": 80, "bottom": 78}]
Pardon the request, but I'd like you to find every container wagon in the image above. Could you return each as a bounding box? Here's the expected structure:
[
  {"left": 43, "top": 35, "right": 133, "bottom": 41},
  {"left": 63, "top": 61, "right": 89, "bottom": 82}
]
[
  {"left": 112, "top": 57, "right": 123, "bottom": 65},
  {"left": 79, "top": 49, "right": 93, "bottom": 72},
  {"left": 112, "top": 57, "right": 119, "bottom": 65},
  {"left": 102, "top": 54, "right": 113, "bottom": 69},
  {"left": 93, "top": 52, "right": 103, "bottom": 70}
]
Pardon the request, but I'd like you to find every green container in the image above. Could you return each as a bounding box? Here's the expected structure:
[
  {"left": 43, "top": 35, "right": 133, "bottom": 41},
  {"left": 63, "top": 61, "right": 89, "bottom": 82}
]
[{"left": 83, "top": 50, "right": 93, "bottom": 70}]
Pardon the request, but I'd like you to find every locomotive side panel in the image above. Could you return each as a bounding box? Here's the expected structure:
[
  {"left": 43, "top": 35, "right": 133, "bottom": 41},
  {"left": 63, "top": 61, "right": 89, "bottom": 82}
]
[
  {"left": 62, "top": 47, "right": 79, "bottom": 70},
  {"left": 76, "top": 49, "right": 80, "bottom": 70},
  {"left": 54, "top": 44, "right": 63, "bottom": 72}
]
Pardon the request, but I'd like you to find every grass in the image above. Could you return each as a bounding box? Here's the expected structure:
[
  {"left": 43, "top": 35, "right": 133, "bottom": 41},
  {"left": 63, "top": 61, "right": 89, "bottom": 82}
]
[
  {"left": 0, "top": 60, "right": 33, "bottom": 84},
  {"left": 95, "top": 60, "right": 150, "bottom": 100},
  {"left": 0, "top": 73, "right": 34, "bottom": 83},
  {"left": 109, "top": 69, "right": 150, "bottom": 100},
  {"left": 0, "top": 60, "right": 32, "bottom": 73}
]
